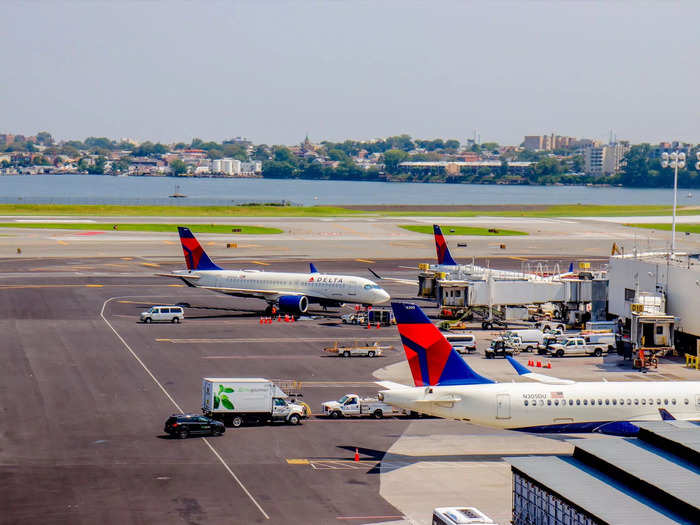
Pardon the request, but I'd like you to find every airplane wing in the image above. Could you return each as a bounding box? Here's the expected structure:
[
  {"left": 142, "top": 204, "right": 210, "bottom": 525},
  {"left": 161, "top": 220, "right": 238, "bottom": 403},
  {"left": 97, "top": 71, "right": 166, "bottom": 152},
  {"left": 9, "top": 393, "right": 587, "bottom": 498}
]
[
  {"left": 506, "top": 356, "right": 576, "bottom": 385},
  {"left": 367, "top": 268, "right": 416, "bottom": 286},
  {"left": 200, "top": 286, "right": 305, "bottom": 301}
]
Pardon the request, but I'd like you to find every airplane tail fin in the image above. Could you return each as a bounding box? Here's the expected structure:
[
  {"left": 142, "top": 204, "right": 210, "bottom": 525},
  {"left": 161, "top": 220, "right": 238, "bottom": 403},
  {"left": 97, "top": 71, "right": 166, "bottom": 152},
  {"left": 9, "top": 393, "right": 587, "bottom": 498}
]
[
  {"left": 309, "top": 263, "right": 318, "bottom": 273},
  {"left": 433, "top": 225, "right": 457, "bottom": 266},
  {"left": 177, "top": 227, "right": 222, "bottom": 271},
  {"left": 568, "top": 262, "right": 574, "bottom": 273},
  {"left": 391, "top": 302, "right": 494, "bottom": 386}
]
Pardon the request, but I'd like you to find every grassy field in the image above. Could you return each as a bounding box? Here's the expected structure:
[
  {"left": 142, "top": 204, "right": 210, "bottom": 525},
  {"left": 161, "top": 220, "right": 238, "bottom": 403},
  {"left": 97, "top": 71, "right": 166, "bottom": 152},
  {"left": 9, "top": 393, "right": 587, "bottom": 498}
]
[
  {"left": 0, "top": 223, "right": 283, "bottom": 234},
  {"left": 383, "top": 204, "right": 700, "bottom": 217},
  {"left": 625, "top": 223, "right": 700, "bottom": 234},
  {"left": 0, "top": 203, "right": 697, "bottom": 218},
  {"left": 400, "top": 225, "right": 528, "bottom": 236},
  {"left": 0, "top": 204, "right": 361, "bottom": 217}
]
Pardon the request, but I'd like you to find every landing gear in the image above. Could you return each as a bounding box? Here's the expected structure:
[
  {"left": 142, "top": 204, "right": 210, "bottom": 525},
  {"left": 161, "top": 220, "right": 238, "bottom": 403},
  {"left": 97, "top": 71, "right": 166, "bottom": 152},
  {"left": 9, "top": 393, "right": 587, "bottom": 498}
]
[{"left": 264, "top": 304, "right": 278, "bottom": 316}]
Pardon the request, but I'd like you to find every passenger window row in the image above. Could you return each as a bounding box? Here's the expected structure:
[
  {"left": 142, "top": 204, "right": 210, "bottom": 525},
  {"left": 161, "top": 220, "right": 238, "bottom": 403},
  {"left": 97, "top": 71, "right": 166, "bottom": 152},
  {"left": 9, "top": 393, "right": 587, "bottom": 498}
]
[{"left": 523, "top": 397, "right": 687, "bottom": 407}]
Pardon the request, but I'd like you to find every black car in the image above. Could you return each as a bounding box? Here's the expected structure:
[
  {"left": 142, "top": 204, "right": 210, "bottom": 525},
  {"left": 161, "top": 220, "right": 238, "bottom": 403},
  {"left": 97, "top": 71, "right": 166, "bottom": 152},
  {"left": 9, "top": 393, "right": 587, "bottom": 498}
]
[{"left": 164, "top": 414, "right": 225, "bottom": 439}]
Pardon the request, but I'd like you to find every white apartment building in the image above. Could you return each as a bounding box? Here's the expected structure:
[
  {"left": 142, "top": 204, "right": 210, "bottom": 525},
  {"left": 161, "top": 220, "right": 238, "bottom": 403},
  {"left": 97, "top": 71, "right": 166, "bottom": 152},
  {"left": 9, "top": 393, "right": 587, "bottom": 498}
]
[
  {"left": 212, "top": 158, "right": 241, "bottom": 176},
  {"left": 583, "top": 142, "right": 630, "bottom": 176}
]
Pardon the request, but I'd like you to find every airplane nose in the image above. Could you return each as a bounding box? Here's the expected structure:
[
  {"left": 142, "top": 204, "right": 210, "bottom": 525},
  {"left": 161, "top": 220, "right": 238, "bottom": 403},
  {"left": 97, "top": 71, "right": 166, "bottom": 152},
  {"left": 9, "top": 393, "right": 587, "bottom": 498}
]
[{"left": 377, "top": 289, "right": 391, "bottom": 304}]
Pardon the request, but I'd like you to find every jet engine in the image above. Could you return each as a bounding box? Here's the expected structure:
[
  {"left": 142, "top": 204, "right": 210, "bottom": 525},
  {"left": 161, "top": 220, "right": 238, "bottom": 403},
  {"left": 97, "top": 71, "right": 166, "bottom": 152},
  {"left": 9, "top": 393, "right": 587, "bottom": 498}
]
[{"left": 278, "top": 295, "right": 309, "bottom": 314}]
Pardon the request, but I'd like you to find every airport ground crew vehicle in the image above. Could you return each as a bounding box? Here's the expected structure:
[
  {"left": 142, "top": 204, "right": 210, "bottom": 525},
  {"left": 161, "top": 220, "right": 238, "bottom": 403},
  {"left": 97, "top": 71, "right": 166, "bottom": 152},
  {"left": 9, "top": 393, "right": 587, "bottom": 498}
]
[
  {"left": 202, "top": 378, "right": 306, "bottom": 427},
  {"left": 321, "top": 393, "right": 403, "bottom": 419},
  {"left": 323, "top": 341, "right": 390, "bottom": 357},
  {"left": 547, "top": 337, "right": 607, "bottom": 357}
]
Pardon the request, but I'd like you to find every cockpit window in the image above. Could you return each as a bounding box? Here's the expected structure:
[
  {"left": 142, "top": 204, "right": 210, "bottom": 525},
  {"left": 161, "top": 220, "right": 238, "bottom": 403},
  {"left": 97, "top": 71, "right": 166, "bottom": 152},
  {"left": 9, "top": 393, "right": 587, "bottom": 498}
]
[{"left": 364, "top": 284, "right": 382, "bottom": 290}]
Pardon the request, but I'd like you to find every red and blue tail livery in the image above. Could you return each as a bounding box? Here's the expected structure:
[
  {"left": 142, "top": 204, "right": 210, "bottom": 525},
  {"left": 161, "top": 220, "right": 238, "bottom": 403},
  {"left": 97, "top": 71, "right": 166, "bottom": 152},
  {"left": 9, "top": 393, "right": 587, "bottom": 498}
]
[
  {"left": 178, "top": 227, "right": 222, "bottom": 271},
  {"left": 391, "top": 302, "right": 493, "bottom": 386},
  {"left": 433, "top": 225, "right": 457, "bottom": 266}
]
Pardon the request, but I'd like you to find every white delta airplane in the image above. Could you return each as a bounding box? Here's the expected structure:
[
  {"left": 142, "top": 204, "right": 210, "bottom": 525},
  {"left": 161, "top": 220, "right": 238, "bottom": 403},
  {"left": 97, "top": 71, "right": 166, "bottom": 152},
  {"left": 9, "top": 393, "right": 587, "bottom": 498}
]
[
  {"left": 159, "top": 227, "right": 390, "bottom": 315},
  {"left": 378, "top": 302, "right": 700, "bottom": 436}
]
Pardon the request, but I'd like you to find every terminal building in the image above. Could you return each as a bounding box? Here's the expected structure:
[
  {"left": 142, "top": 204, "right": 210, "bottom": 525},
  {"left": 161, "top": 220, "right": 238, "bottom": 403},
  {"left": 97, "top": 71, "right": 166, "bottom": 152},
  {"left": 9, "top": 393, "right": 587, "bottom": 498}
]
[{"left": 508, "top": 422, "right": 700, "bottom": 524}]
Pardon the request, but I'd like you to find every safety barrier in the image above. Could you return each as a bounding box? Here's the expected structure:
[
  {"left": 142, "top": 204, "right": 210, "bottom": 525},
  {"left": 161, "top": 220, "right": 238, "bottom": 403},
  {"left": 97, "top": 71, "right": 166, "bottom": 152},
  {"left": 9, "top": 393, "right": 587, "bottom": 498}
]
[{"left": 684, "top": 354, "right": 700, "bottom": 369}]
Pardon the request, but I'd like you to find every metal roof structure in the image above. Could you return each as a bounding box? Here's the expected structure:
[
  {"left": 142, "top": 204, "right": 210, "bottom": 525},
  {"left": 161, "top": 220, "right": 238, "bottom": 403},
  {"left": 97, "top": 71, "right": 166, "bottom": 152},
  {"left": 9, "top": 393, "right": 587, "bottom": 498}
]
[
  {"left": 508, "top": 422, "right": 700, "bottom": 524},
  {"left": 509, "top": 456, "right": 683, "bottom": 524}
]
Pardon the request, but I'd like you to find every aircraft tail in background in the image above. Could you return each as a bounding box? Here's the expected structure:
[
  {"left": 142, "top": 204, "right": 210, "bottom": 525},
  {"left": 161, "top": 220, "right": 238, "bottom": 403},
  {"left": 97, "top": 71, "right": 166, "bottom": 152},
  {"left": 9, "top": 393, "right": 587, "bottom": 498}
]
[
  {"left": 391, "top": 302, "right": 494, "bottom": 387},
  {"left": 433, "top": 225, "right": 458, "bottom": 266},
  {"left": 177, "top": 227, "right": 222, "bottom": 271}
]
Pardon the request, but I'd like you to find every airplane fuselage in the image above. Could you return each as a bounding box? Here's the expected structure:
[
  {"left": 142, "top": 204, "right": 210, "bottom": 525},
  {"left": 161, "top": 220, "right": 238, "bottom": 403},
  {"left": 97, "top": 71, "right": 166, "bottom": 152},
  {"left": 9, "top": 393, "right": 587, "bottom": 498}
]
[
  {"left": 380, "top": 381, "right": 700, "bottom": 433},
  {"left": 174, "top": 269, "right": 390, "bottom": 306}
]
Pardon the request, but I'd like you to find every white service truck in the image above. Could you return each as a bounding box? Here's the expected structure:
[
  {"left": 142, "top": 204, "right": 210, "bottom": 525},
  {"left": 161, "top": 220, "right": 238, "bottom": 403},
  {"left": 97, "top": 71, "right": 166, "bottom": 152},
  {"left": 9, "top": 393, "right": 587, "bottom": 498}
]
[
  {"left": 502, "top": 329, "right": 545, "bottom": 353},
  {"left": 202, "top": 378, "right": 306, "bottom": 427},
  {"left": 322, "top": 393, "right": 403, "bottom": 419},
  {"left": 547, "top": 337, "right": 608, "bottom": 357}
]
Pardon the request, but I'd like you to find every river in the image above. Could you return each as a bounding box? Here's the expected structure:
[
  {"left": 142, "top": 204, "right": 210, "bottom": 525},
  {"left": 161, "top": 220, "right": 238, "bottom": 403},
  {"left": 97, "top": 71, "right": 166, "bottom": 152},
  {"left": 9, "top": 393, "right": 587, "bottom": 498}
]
[{"left": 0, "top": 174, "right": 692, "bottom": 207}]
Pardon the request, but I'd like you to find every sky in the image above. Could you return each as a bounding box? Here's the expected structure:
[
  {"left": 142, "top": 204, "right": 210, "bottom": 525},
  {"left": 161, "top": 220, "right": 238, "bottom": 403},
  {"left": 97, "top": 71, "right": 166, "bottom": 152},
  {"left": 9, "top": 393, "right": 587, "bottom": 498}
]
[{"left": 2, "top": 0, "right": 700, "bottom": 146}]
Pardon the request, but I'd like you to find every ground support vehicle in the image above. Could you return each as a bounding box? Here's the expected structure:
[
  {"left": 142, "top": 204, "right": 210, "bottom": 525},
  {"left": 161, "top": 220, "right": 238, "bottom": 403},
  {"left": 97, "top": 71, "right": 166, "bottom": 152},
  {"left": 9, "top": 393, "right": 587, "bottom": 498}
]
[
  {"left": 341, "top": 312, "right": 367, "bottom": 325},
  {"left": 581, "top": 331, "right": 615, "bottom": 351},
  {"left": 444, "top": 333, "right": 477, "bottom": 354},
  {"left": 164, "top": 414, "right": 225, "bottom": 439},
  {"left": 140, "top": 305, "right": 184, "bottom": 323},
  {"left": 323, "top": 341, "right": 390, "bottom": 357},
  {"left": 202, "top": 378, "right": 306, "bottom": 427},
  {"left": 537, "top": 331, "right": 567, "bottom": 354},
  {"left": 533, "top": 319, "right": 566, "bottom": 332},
  {"left": 547, "top": 337, "right": 607, "bottom": 357},
  {"left": 322, "top": 394, "right": 403, "bottom": 419},
  {"left": 502, "top": 329, "right": 545, "bottom": 352},
  {"left": 485, "top": 339, "right": 515, "bottom": 359}
]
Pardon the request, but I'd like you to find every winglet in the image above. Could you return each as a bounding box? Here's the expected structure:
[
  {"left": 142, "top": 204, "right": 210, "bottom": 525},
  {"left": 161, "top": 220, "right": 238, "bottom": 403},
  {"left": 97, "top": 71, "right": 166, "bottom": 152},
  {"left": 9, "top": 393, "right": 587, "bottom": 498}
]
[
  {"left": 506, "top": 356, "right": 531, "bottom": 375},
  {"left": 391, "top": 302, "right": 494, "bottom": 387},
  {"left": 658, "top": 408, "right": 676, "bottom": 421},
  {"left": 177, "top": 227, "right": 222, "bottom": 271},
  {"left": 433, "top": 225, "right": 457, "bottom": 266},
  {"left": 310, "top": 263, "right": 318, "bottom": 273},
  {"left": 568, "top": 262, "right": 574, "bottom": 273}
]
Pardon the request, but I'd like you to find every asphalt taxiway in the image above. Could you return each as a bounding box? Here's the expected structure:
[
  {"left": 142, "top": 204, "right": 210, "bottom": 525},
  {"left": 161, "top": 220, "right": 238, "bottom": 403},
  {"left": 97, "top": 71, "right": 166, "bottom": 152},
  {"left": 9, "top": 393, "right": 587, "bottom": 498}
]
[{"left": 0, "top": 254, "right": 694, "bottom": 524}]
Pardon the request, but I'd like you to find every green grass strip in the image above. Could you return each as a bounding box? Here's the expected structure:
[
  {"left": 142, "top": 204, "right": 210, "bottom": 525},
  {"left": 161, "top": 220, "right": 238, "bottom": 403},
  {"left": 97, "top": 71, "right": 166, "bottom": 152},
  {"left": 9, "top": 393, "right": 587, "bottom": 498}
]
[
  {"left": 400, "top": 225, "right": 527, "bottom": 236},
  {"left": 0, "top": 204, "right": 361, "bottom": 217},
  {"left": 625, "top": 223, "right": 700, "bottom": 234},
  {"left": 0, "top": 223, "right": 283, "bottom": 234},
  {"left": 0, "top": 203, "right": 698, "bottom": 218}
]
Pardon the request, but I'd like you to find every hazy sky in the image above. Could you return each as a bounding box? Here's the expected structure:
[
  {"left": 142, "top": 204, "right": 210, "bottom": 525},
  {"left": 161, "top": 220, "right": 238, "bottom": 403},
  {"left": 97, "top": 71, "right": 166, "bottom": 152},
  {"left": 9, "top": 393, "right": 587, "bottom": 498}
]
[{"left": 2, "top": 1, "right": 699, "bottom": 146}]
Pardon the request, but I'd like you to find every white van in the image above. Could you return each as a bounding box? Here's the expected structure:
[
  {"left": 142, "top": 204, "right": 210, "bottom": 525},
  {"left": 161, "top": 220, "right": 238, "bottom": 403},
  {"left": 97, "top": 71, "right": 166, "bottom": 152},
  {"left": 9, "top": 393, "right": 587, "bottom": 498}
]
[
  {"left": 140, "top": 305, "right": 184, "bottom": 324},
  {"left": 445, "top": 334, "right": 477, "bottom": 354}
]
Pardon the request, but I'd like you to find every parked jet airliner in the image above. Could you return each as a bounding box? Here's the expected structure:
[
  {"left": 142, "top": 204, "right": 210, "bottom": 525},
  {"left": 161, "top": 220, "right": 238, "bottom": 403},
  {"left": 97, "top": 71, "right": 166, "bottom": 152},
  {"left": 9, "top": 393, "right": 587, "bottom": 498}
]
[
  {"left": 159, "top": 227, "right": 390, "bottom": 314},
  {"left": 432, "top": 224, "right": 575, "bottom": 278},
  {"left": 378, "top": 302, "right": 700, "bottom": 436}
]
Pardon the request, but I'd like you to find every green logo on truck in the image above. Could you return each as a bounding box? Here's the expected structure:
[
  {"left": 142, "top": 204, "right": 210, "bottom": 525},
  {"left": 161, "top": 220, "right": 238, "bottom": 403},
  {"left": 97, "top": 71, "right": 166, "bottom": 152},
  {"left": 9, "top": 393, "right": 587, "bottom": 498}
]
[{"left": 214, "top": 384, "right": 235, "bottom": 410}]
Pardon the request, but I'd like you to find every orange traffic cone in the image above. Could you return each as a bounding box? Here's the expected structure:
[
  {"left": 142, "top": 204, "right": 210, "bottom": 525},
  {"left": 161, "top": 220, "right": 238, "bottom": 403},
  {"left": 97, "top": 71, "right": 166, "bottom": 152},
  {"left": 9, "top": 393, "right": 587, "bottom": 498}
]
[
  {"left": 354, "top": 448, "right": 360, "bottom": 462},
  {"left": 376, "top": 322, "right": 381, "bottom": 329},
  {"left": 290, "top": 315, "right": 295, "bottom": 323},
  {"left": 277, "top": 315, "right": 282, "bottom": 322},
  {"left": 285, "top": 314, "right": 290, "bottom": 322},
  {"left": 528, "top": 360, "right": 533, "bottom": 367},
  {"left": 546, "top": 361, "right": 552, "bottom": 369},
  {"left": 536, "top": 361, "right": 542, "bottom": 368},
  {"left": 260, "top": 317, "right": 264, "bottom": 324}
]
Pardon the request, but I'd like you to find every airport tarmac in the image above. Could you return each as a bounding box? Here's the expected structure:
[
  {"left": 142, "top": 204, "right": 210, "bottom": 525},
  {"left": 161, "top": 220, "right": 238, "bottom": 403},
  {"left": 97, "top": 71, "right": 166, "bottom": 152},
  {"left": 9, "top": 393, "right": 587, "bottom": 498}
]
[
  {"left": 1, "top": 253, "right": 696, "bottom": 524},
  {"left": 0, "top": 214, "right": 696, "bottom": 260}
]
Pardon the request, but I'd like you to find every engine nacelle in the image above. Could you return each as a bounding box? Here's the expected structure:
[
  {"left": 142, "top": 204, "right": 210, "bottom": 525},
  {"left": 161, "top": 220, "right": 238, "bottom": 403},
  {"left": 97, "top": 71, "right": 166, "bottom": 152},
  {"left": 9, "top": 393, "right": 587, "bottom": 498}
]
[{"left": 278, "top": 295, "right": 308, "bottom": 314}]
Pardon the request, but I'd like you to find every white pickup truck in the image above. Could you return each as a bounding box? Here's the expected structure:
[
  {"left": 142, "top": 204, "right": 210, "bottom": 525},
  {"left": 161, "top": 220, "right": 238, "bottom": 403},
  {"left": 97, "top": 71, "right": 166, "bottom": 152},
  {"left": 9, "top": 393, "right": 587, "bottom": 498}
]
[
  {"left": 547, "top": 337, "right": 607, "bottom": 358},
  {"left": 322, "top": 393, "right": 403, "bottom": 419}
]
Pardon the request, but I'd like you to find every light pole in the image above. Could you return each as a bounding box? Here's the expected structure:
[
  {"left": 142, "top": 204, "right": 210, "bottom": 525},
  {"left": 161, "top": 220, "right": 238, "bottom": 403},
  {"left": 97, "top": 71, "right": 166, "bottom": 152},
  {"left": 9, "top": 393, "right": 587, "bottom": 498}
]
[{"left": 661, "top": 150, "right": 686, "bottom": 255}]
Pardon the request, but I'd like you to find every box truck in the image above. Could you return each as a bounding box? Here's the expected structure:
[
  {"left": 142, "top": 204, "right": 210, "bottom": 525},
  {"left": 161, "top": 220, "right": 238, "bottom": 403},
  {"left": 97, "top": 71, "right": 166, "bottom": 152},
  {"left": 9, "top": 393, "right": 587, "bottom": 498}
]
[{"left": 202, "top": 378, "right": 306, "bottom": 427}]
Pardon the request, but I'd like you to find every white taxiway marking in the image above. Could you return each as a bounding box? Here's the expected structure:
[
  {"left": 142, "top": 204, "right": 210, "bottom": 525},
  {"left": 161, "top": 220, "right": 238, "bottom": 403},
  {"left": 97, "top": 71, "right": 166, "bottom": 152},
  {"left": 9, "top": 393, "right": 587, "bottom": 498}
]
[{"left": 100, "top": 296, "right": 270, "bottom": 520}]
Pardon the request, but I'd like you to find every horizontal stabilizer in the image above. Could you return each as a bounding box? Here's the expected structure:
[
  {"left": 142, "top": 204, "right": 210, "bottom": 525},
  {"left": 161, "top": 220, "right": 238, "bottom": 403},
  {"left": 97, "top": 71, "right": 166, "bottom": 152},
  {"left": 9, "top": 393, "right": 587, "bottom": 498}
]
[
  {"left": 156, "top": 273, "right": 200, "bottom": 280},
  {"left": 506, "top": 356, "right": 575, "bottom": 385},
  {"left": 375, "top": 380, "right": 411, "bottom": 390}
]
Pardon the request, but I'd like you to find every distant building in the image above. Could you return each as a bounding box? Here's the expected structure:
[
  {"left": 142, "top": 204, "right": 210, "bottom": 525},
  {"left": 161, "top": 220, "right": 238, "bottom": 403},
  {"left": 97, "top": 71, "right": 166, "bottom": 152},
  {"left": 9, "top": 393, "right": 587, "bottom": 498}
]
[
  {"left": 523, "top": 135, "right": 545, "bottom": 151},
  {"left": 212, "top": 158, "right": 241, "bottom": 176},
  {"left": 240, "top": 161, "right": 262, "bottom": 175},
  {"left": 399, "top": 160, "right": 532, "bottom": 177},
  {"left": 583, "top": 141, "right": 630, "bottom": 176}
]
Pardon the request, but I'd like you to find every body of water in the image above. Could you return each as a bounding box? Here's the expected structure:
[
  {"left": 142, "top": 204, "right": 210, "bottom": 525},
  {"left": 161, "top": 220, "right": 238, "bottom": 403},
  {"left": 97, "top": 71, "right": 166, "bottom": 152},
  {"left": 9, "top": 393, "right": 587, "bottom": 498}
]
[{"left": 0, "top": 174, "right": 693, "bottom": 207}]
